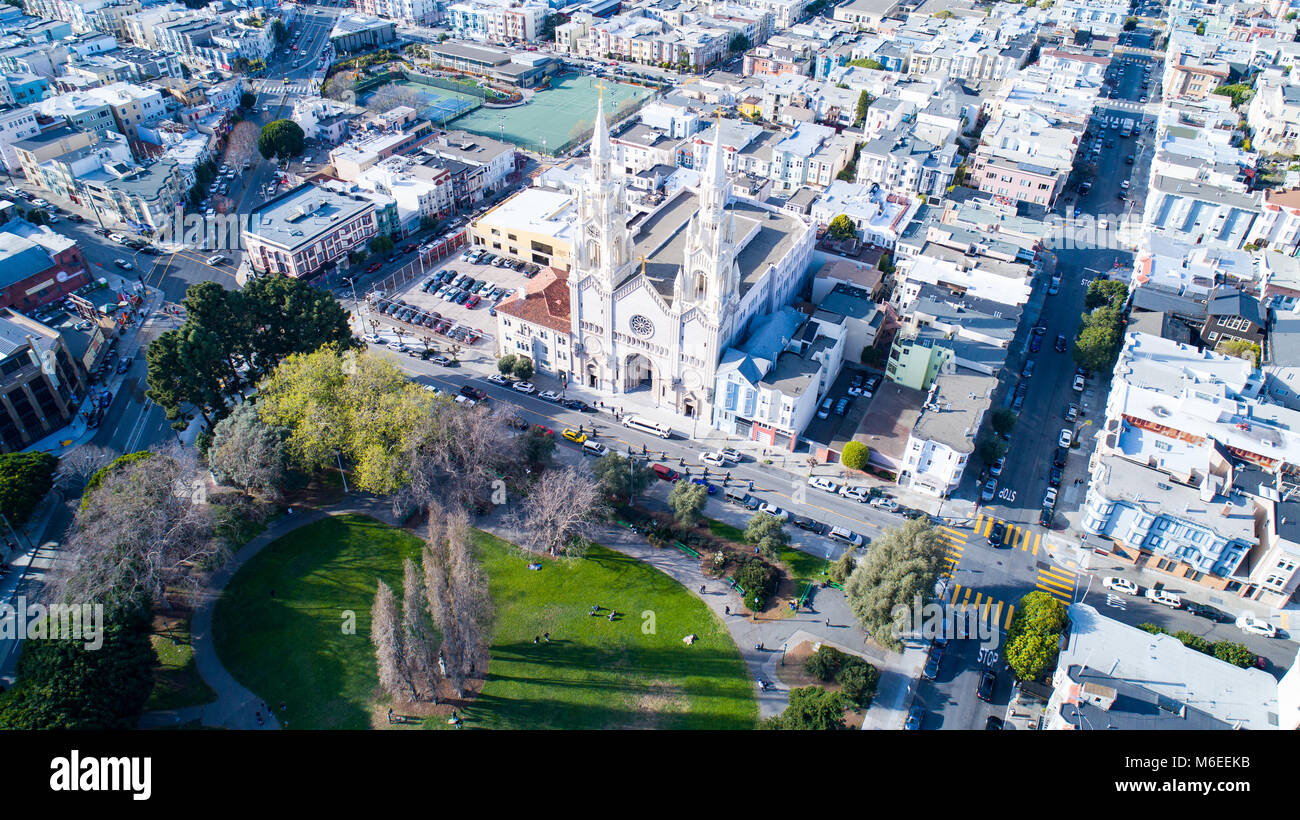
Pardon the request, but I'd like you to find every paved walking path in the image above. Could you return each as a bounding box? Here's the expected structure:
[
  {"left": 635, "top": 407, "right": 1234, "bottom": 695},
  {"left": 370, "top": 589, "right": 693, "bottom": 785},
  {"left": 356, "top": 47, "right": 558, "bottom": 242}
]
[{"left": 141, "top": 488, "right": 918, "bottom": 729}]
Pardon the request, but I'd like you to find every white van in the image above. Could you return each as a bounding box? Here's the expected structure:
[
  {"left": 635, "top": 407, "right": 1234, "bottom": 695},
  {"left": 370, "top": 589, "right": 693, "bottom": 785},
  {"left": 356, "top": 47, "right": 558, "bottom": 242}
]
[
  {"left": 828, "top": 526, "right": 864, "bottom": 548},
  {"left": 623, "top": 415, "right": 672, "bottom": 439}
]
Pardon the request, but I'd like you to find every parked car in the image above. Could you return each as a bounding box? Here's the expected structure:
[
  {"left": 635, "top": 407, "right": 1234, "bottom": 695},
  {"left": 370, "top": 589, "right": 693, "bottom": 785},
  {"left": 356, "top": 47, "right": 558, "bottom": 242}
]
[
  {"left": 922, "top": 646, "right": 943, "bottom": 680},
  {"left": 792, "top": 516, "right": 824, "bottom": 534},
  {"left": 1236, "top": 613, "right": 1277, "bottom": 638},
  {"left": 989, "top": 455, "right": 1006, "bottom": 477},
  {"left": 980, "top": 479, "right": 997, "bottom": 502},
  {"left": 1103, "top": 576, "right": 1139, "bottom": 596},
  {"left": 840, "top": 485, "right": 869, "bottom": 503},
  {"left": 1144, "top": 587, "right": 1183, "bottom": 609},
  {"left": 1055, "top": 334, "right": 1068, "bottom": 353},
  {"left": 976, "top": 669, "right": 997, "bottom": 702},
  {"left": 1039, "top": 508, "right": 1054, "bottom": 528},
  {"left": 1049, "top": 465, "right": 1063, "bottom": 487},
  {"left": 1058, "top": 428, "right": 1073, "bottom": 448},
  {"left": 904, "top": 704, "right": 924, "bottom": 730},
  {"left": 808, "top": 476, "right": 839, "bottom": 493},
  {"left": 759, "top": 503, "right": 788, "bottom": 521},
  {"left": 817, "top": 398, "right": 832, "bottom": 419},
  {"left": 1065, "top": 404, "right": 1079, "bottom": 422},
  {"left": 1053, "top": 447, "right": 1069, "bottom": 468},
  {"left": 1072, "top": 374, "right": 1086, "bottom": 392},
  {"left": 1042, "top": 487, "right": 1058, "bottom": 509},
  {"left": 1185, "top": 602, "right": 1231, "bottom": 623},
  {"left": 537, "top": 390, "right": 561, "bottom": 401}
]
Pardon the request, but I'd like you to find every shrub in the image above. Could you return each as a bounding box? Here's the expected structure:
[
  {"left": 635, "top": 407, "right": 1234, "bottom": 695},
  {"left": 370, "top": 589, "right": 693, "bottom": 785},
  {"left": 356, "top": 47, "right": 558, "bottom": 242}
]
[
  {"left": 1211, "top": 640, "right": 1256, "bottom": 669},
  {"left": 1174, "top": 631, "right": 1211, "bottom": 654},
  {"left": 734, "top": 556, "right": 774, "bottom": 611},
  {"left": 836, "top": 656, "right": 878, "bottom": 708},
  {"left": 803, "top": 645, "right": 842, "bottom": 681},
  {"left": 841, "top": 440, "right": 870, "bottom": 471}
]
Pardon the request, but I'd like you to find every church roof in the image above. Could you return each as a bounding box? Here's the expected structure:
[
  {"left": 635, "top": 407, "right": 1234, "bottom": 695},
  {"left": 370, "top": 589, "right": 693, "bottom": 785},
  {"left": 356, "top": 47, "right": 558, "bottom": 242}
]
[{"left": 494, "top": 266, "right": 571, "bottom": 334}]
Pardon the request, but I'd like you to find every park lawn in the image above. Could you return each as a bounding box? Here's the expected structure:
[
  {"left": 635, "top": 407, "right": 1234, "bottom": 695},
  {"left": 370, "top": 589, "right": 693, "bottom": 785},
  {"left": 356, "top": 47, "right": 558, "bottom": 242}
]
[
  {"left": 214, "top": 515, "right": 756, "bottom": 730},
  {"left": 146, "top": 616, "right": 216, "bottom": 712},
  {"left": 705, "top": 516, "right": 824, "bottom": 587}
]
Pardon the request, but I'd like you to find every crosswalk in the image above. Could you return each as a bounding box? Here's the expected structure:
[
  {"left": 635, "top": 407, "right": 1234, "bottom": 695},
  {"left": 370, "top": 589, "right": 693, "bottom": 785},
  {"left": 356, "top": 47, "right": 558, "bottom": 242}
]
[
  {"left": 255, "top": 81, "right": 318, "bottom": 96},
  {"left": 972, "top": 513, "right": 1042, "bottom": 555},
  {"left": 946, "top": 583, "right": 1016, "bottom": 632},
  {"left": 1036, "top": 564, "right": 1078, "bottom": 604},
  {"left": 937, "top": 525, "right": 967, "bottom": 575}
]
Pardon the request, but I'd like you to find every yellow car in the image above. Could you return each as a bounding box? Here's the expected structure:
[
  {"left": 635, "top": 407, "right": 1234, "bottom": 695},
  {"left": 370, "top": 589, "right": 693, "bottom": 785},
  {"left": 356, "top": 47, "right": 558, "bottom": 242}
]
[{"left": 561, "top": 428, "right": 587, "bottom": 444}]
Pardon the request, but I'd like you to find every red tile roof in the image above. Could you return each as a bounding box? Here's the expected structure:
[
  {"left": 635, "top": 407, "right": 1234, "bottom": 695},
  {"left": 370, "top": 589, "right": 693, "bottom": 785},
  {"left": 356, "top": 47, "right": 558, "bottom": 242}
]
[{"left": 495, "top": 266, "right": 571, "bottom": 334}]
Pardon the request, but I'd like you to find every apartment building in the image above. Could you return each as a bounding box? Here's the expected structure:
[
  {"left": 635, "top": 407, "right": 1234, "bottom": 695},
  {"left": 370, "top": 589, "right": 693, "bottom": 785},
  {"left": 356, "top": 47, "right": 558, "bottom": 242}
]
[
  {"left": 809, "top": 181, "right": 921, "bottom": 250},
  {"left": 354, "top": 0, "right": 440, "bottom": 25},
  {"left": 470, "top": 186, "right": 575, "bottom": 269},
  {"left": 0, "top": 104, "right": 40, "bottom": 174},
  {"left": 1247, "top": 68, "right": 1300, "bottom": 157},
  {"left": 968, "top": 110, "right": 1078, "bottom": 207},
  {"left": 494, "top": 266, "right": 574, "bottom": 377},
  {"left": 856, "top": 126, "right": 960, "bottom": 199},
  {"left": 244, "top": 184, "right": 379, "bottom": 279},
  {"left": 0, "top": 306, "right": 88, "bottom": 453},
  {"left": 0, "top": 224, "right": 91, "bottom": 312}
]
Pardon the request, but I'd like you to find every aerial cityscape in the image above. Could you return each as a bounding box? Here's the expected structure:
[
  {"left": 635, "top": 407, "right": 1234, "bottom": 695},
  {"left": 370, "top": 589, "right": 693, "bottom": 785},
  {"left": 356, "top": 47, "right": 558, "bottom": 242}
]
[{"left": 0, "top": 0, "right": 1296, "bottom": 754}]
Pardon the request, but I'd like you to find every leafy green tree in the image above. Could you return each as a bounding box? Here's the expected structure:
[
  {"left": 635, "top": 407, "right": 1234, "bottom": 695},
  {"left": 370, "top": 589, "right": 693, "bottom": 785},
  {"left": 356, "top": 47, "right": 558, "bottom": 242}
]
[
  {"left": 990, "top": 408, "right": 1017, "bottom": 436},
  {"left": 0, "top": 596, "right": 154, "bottom": 729},
  {"left": 1004, "top": 590, "right": 1067, "bottom": 681},
  {"left": 836, "top": 656, "right": 878, "bottom": 708},
  {"left": 240, "top": 90, "right": 256, "bottom": 109},
  {"left": 0, "top": 452, "right": 57, "bottom": 527},
  {"left": 729, "top": 33, "right": 750, "bottom": 52},
  {"left": 256, "top": 346, "right": 435, "bottom": 493},
  {"left": 855, "top": 89, "right": 872, "bottom": 125},
  {"left": 1084, "top": 279, "right": 1128, "bottom": 311},
  {"left": 1211, "top": 640, "right": 1256, "bottom": 668},
  {"left": 1174, "top": 631, "right": 1212, "bottom": 654},
  {"left": 146, "top": 277, "right": 354, "bottom": 430},
  {"left": 733, "top": 555, "right": 774, "bottom": 610},
  {"left": 828, "top": 213, "right": 857, "bottom": 241},
  {"left": 258, "top": 119, "right": 305, "bottom": 160},
  {"left": 271, "top": 17, "right": 287, "bottom": 44},
  {"left": 511, "top": 357, "right": 534, "bottom": 381},
  {"left": 977, "top": 436, "right": 1008, "bottom": 466},
  {"left": 368, "top": 235, "right": 395, "bottom": 256},
  {"left": 844, "top": 518, "right": 947, "bottom": 651},
  {"left": 668, "top": 479, "right": 708, "bottom": 528},
  {"left": 1218, "top": 339, "right": 1261, "bottom": 368},
  {"left": 519, "top": 426, "right": 556, "bottom": 468},
  {"left": 847, "top": 58, "right": 884, "bottom": 70},
  {"left": 933, "top": 9, "right": 955, "bottom": 19},
  {"left": 764, "top": 686, "right": 846, "bottom": 730},
  {"left": 744, "top": 512, "right": 789, "bottom": 561},
  {"left": 497, "top": 354, "right": 518, "bottom": 375},
  {"left": 1072, "top": 306, "right": 1124, "bottom": 373},
  {"left": 841, "top": 440, "right": 870, "bottom": 471},
  {"left": 591, "top": 452, "right": 654, "bottom": 503},
  {"left": 1123, "top": 15, "right": 1138, "bottom": 30},
  {"left": 828, "top": 547, "right": 857, "bottom": 585},
  {"left": 804, "top": 645, "right": 842, "bottom": 681},
  {"left": 207, "top": 401, "right": 288, "bottom": 498}
]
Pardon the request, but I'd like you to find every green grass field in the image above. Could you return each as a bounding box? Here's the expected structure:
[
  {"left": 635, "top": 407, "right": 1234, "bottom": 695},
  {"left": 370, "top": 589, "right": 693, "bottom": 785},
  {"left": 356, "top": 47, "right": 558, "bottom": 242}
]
[
  {"left": 214, "top": 515, "right": 756, "bottom": 729},
  {"left": 147, "top": 619, "right": 216, "bottom": 712}
]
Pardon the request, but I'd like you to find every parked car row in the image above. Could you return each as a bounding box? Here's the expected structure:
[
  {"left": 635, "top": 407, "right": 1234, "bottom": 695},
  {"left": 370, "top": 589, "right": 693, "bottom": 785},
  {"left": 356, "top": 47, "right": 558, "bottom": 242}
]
[
  {"left": 423, "top": 269, "right": 515, "bottom": 309},
  {"left": 367, "top": 295, "right": 482, "bottom": 345}
]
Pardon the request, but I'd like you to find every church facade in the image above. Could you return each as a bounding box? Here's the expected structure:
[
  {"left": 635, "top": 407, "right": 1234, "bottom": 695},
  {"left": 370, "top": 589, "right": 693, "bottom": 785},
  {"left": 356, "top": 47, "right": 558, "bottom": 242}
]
[{"left": 564, "top": 94, "right": 816, "bottom": 425}]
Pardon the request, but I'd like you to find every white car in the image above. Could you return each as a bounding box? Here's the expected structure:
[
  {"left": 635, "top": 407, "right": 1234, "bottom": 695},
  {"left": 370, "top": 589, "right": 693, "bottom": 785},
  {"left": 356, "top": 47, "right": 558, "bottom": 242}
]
[
  {"left": 1072, "top": 374, "right": 1086, "bottom": 392},
  {"left": 759, "top": 503, "right": 788, "bottom": 521},
  {"left": 1058, "top": 428, "right": 1073, "bottom": 448},
  {"left": 364, "top": 333, "right": 383, "bottom": 344},
  {"left": 537, "top": 390, "right": 561, "bottom": 402},
  {"left": 808, "top": 476, "right": 840, "bottom": 494},
  {"left": 840, "top": 485, "right": 869, "bottom": 503},
  {"left": 386, "top": 341, "right": 407, "bottom": 352},
  {"left": 870, "top": 496, "right": 898, "bottom": 512},
  {"left": 486, "top": 373, "right": 511, "bottom": 386},
  {"left": 1102, "top": 576, "right": 1139, "bottom": 596},
  {"left": 1236, "top": 613, "right": 1277, "bottom": 638},
  {"left": 1144, "top": 587, "right": 1182, "bottom": 609},
  {"left": 699, "top": 451, "right": 726, "bottom": 467},
  {"left": 717, "top": 448, "right": 743, "bottom": 464},
  {"left": 1042, "top": 487, "right": 1058, "bottom": 508},
  {"left": 207, "top": 254, "right": 226, "bottom": 266},
  {"left": 512, "top": 381, "right": 536, "bottom": 394},
  {"left": 108, "top": 233, "right": 126, "bottom": 243}
]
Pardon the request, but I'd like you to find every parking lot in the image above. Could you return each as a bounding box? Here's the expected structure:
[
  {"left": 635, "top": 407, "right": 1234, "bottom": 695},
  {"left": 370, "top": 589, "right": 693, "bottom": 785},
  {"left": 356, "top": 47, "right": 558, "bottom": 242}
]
[{"left": 362, "top": 247, "right": 541, "bottom": 354}]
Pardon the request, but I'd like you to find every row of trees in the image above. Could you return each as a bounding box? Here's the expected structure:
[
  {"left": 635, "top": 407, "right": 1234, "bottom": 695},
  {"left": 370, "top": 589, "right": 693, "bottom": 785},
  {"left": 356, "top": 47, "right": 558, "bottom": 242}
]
[
  {"left": 372, "top": 503, "right": 492, "bottom": 702},
  {"left": 1137, "top": 622, "right": 1258, "bottom": 668}
]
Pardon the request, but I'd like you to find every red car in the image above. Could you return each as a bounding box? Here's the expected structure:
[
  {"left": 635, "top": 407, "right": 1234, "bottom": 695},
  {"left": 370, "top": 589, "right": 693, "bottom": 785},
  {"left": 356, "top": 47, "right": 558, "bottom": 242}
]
[
  {"left": 366, "top": 262, "right": 382, "bottom": 273},
  {"left": 466, "top": 295, "right": 481, "bottom": 308},
  {"left": 651, "top": 464, "right": 681, "bottom": 482},
  {"left": 403, "top": 243, "right": 417, "bottom": 253}
]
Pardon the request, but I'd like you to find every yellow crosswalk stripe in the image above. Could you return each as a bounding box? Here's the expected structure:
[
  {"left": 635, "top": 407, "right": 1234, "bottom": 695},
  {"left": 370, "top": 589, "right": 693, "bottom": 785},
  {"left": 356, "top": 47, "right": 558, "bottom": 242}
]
[
  {"left": 1004, "top": 605, "right": 1015, "bottom": 630},
  {"left": 973, "top": 592, "right": 983, "bottom": 607},
  {"left": 1040, "top": 566, "right": 1076, "bottom": 584},
  {"left": 1037, "top": 583, "right": 1074, "bottom": 601},
  {"left": 962, "top": 587, "right": 972, "bottom": 604},
  {"left": 950, "top": 584, "right": 962, "bottom": 604},
  {"left": 1037, "top": 574, "right": 1073, "bottom": 592},
  {"left": 974, "top": 513, "right": 986, "bottom": 533},
  {"left": 1030, "top": 532, "right": 1041, "bottom": 555},
  {"left": 982, "top": 517, "right": 993, "bottom": 537}
]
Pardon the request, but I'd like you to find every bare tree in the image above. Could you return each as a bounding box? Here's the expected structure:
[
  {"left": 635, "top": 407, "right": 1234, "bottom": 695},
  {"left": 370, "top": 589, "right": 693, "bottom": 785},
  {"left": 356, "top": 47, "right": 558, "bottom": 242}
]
[
  {"left": 53, "top": 444, "right": 226, "bottom": 607},
  {"left": 509, "top": 465, "right": 606, "bottom": 558},
  {"left": 370, "top": 579, "right": 412, "bottom": 701},
  {"left": 393, "top": 401, "right": 517, "bottom": 515},
  {"left": 422, "top": 502, "right": 492, "bottom": 698},
  {"left": 55, "top": 444, "right": 118, "bottom": 494},
  {"left": 401, "top": 556, "right": 439, "bottom": 702},
  {"left": 224, "top": 120, "right": 261, "bottom": 169}
]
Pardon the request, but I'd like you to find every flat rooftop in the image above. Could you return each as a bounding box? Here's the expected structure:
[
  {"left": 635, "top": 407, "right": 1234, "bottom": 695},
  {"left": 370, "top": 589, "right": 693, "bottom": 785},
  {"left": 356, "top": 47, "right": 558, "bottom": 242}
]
[{"left": 246, "top": 183, "right": 374, "bottom": 252}]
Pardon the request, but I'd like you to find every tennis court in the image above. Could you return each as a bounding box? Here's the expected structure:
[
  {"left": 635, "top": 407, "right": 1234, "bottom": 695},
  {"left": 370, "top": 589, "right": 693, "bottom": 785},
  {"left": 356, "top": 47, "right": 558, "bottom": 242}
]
[
  {"left": 363, "top": 82, "right": 481, "bottom": 126},
  {"left": 451, "top": 74, "right": 654, "bottom": 155}
]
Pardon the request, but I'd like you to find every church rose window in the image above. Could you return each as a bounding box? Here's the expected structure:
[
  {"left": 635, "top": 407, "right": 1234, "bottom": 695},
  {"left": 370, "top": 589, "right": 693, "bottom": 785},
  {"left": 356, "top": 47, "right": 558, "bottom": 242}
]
[{"left": 630, "top": 315, "right": 654, "bottom": 338}]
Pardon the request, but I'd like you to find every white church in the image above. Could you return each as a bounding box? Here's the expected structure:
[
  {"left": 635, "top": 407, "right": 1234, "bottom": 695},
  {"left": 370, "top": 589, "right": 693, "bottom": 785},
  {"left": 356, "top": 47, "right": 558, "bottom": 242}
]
[{"left": 557, "top": 92, "right": 817, "bottom": 425}]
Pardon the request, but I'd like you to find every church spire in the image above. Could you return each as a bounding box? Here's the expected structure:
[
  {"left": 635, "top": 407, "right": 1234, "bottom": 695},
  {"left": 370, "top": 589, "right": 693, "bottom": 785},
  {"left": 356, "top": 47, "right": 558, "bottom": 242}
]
[
  {"left": 591, "top": 82, "right": 611, "bottom": 184},
  {"left": 701, "top": 110, "right": 727, "bottom": 214}
]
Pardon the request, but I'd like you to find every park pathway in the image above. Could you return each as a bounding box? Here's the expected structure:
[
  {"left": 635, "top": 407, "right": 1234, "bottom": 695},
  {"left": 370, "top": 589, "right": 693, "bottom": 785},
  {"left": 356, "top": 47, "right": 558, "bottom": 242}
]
[
  {"left": 142, "top": 491, "right": 919, "bottom": 729},
  {"left": 138, "top": 496, "right": 401, "bottom": 730}
]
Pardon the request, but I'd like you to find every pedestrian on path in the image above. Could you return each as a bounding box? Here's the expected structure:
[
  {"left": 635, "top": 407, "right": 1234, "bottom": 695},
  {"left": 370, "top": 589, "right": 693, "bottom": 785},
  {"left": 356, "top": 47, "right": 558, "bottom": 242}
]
[
  {"left": 724, "top": 605, "right": 730, "bottom": 615},
  {"left": 825, "top": 618, "right": 830, "bottom": 628},
  {"left": 543, "top": 632, "right": 550, "bottom": 642}
]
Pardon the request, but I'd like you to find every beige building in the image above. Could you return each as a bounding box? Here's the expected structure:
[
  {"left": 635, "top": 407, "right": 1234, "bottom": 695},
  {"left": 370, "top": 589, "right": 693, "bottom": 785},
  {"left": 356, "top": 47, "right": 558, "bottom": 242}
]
[
  {"left": 469, "top": 186, "right": 575, "bottom": 269},
  {"left": 243, "top": 184, "right": 378, "bottom": 279}
]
